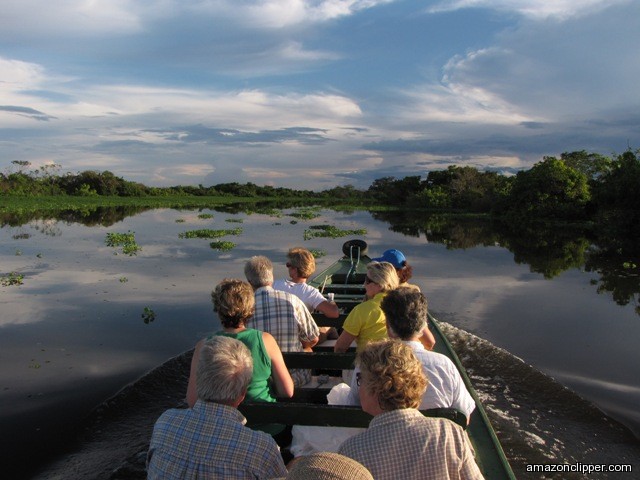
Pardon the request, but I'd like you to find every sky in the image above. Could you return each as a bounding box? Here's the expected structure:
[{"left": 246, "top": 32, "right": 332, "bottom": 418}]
[{"left": 1, "top": 0, "right": 638, "bottom": 191}]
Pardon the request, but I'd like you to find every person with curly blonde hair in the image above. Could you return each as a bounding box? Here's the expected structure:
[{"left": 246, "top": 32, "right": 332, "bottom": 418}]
[
  {"left": 186, "top": 279, "right": 294, "bottom": 436},
  {"left": 334, "top": 262, "right": 399, "bottom": 352},
  {"left": 338, "top": 340, "right": 483, "bottom": 480}
]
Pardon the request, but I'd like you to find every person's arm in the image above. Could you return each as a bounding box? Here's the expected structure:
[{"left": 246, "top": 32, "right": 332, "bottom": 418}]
[
  {"left": 315, "top": 299, "right": 339, "bottom": 318},
  {"left": 419, "top": 325, "right": 436, "bottom": 350},
  {"left": 262, "top": 332, "right": 294, "bottom": 398},
  {"left": 334, "top": 330, "right": 357, "bottom": 353},
  {"left": 295, "top": 297, "right": 320, "bottom": 351},
  {"left": 186, "top": 339, "right": 205, "bottom": 407},
  {"left": 301, "top": 336, "right": 318, "bottom": 351}
]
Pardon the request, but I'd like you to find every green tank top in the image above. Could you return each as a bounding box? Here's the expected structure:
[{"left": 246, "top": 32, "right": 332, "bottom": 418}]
[{"left": 213, "top": 329, "right": 275, "bottom": 403}]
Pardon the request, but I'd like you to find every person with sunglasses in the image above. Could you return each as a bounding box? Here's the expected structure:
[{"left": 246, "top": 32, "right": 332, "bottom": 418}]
[
  {"left": 274, "top": 247, "right": 340, "bottom": 319},
  {"left": 372, "top": 248, "right": 435, "bottom": 350},
  {"left": 334, "top": 262, "right": 399, "bottom": 353}
]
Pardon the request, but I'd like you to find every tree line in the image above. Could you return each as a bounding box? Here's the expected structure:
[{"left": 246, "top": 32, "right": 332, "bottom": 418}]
[{"left": 2, "top": 149, "right": 639, "bottom": 228}]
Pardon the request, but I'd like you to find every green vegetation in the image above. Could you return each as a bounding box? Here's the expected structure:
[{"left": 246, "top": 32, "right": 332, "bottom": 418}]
[
  {"left": 303, "top": 225, "right": 367, "bottom": 240},
  {"left": 1, "top": 272, "right": 24, "bottom": 286},
  {"left": 105, "top": 231, "right": 141, "bottom": 256},
  {"left": 209, "top": 240, "right": 236, "bottom": 251},
  {"left": 225, "top": 218, "right": 243, "bottom": 223},
  {"left": 309, "top": 249, "right": 326, "bottom": 258},
  {"left": 289, "top": 207, "right": 321, "bottom": 220},
  {"left": 178, "top": 228, "right": 242, "bottom": 239},
  {"left": 2, "top": 148, "right": 638, "bottom": 233},
  {"left": 141, "top": 306, "right": 156, "bottom": 324},
  {"left": 197, "top": 213, "right": 214, "bottom": 219}
]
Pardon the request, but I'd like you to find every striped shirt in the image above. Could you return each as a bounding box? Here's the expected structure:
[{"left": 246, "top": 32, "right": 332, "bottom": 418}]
[
  {"left": 251, "top": 286, "right": 319, "bottom": 386},
  {"left": 338, "top": 409, "right": 484, "bottom": 480},
  {"left": 147, "top": 401, "right": 287, "bottom": 480}
]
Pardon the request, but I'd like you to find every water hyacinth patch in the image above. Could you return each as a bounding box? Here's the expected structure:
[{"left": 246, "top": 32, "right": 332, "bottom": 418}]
[
  {"left": 209, "top": 241, "right": 235, "bottom": 251},
  {"left": 141, "top": 306, "right": 156, "bottom": 324},
  {"left": 105, "top": 231, "right": 141, "bottom": 256},
  {"left": 178, "top": 228, "right": 242, "bottom": 239},
  {"left": 289, "top": 208, "right": 321, "bottom": 220},
  {"left": 1, "top": 272, "right": 24, "bottom": 286},
  {"left": 197, "top": 213, "right": 214, "bottom": 219},
  {"left": 303, "top": 225, "right": 366, "bottom": 241}
]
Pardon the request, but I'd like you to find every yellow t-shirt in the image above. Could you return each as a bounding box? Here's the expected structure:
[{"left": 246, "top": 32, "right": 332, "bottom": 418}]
[{"left": 342, "top": 292, "right": 388, "bottom": 351}]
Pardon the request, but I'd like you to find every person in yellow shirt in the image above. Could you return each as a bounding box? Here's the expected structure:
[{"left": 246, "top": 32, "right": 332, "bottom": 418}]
[{"left": 334, "top": 262, "right": 399, "bottom": 352}]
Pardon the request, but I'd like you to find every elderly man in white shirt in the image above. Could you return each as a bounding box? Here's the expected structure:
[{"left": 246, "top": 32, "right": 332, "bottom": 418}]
[{"left": 346, "top": 287, "right": 475, "bottom": 422}]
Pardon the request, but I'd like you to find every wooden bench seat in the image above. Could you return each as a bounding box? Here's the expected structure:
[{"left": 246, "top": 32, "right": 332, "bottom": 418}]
[{"left": 239, "top": 402, "right": 468, "bottom": 430}]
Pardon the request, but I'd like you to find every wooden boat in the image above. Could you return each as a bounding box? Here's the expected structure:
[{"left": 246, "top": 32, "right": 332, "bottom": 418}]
[
  {"left": 240, "top": 239, "right": 516, "bottom": 479},
  {"left": 35, "top": 238, "right": 515, "bottom": 478}
]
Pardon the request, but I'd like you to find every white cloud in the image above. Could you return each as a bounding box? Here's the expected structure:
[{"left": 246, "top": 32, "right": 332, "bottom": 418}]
[
  {"left": 0, "top": 57, "right": 46, "bottom": 88},
  {"left": 0, "top": 0, "right": 143, "bottom": 37},
  {"left": 428, "top": 0, "right": 631, "bottom": 20},
  {"left": 190, "top": 0, "right": 396, "bottom": 29}
]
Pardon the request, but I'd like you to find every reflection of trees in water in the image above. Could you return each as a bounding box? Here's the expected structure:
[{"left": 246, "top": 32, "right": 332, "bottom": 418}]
[
  {"left": 497, "top": 224, "right": 590, "bottom": 280},
  {"left": 0, "top": 200, "right": 323, "bottom": 230},
  {"left": 31, "top": 219, "right": 62, "bottom": 237},
  {"left": 584, "top": 235, "right": 640, "bottom": 315},
  {"left": 370, "top": 211, "right": 500, "bottom": 249},
  {"left": 371, "top": 210, "right": 640, "bottom": 316},
  {"left": 0, "top": 206, "right": 151, "bottom": 228}
]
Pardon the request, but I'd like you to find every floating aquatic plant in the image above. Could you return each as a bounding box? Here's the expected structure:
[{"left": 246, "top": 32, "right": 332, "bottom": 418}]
[
  {"left": 210, "top": 241, "right": 236, "bottom": 251},
  {"left": 197, "top": 213, "right": 214, "bottom": 219},
  {"left": 225, "top": 218, "right": 243, "bottom": 223},
  {"left": 141, "top": 306, "right": 156, "bottom": 324},
  {"left": 303, "top": 225, "right": 366, "bottom": 241},
  {"left": 1, "top": 272, "right": 24, "bottom": 286},
  {"left": 309, "top": 249, "right": 326, "bottom": 258},
  {"left": 105, "top": 231, "right": 141, "bottom": 256},
  {"left": 289, "top": 208, "right": 321, "bottom": 220},
  {"left": 179, "top": 228, "right": 242, "bottom": 239}
]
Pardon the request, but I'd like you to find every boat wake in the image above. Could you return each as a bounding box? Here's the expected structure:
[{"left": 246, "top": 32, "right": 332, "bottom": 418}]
[
  {"left": 34, "top": 323, "right": 639, "bottom": 480},
  {"left": 438, "top": 320, "right": 640, "bottom": 479}
]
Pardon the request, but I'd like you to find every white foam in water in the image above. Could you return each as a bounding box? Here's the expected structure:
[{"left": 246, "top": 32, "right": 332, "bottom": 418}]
[{"left": 437, "top": 320, "right": 640, "bottom": 477}]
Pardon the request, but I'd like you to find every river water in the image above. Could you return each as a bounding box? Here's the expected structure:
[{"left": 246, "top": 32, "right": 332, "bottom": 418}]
[{"left": 1, "top": 205, "right": 639, "bottom": 478}]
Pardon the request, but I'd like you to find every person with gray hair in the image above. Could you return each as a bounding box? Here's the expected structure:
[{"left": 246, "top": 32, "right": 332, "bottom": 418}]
[
  {"left": 245, "top": 255, "right": 320, "bottom": 386},
  {"left": 147, "top": 336, "right": 287, "bottom": 479},
  {"left": 345, "top": 287, "right": 475, "bottom": 421}
]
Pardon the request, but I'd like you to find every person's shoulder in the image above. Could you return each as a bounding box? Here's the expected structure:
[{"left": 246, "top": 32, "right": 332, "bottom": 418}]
[
  {"left": 338, "top": 428, "right": 368, "bottom": 453},
  {"left": 272, "top": 278, "right": 290, "bottom": 290},
  {"left": 153, "top": 406, "right": 188, "bottom": 429}
]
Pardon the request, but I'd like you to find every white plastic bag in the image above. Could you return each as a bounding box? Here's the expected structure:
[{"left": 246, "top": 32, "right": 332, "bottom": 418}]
[{"left": 289, "top": 383, "right": 365, "bottom": 457}]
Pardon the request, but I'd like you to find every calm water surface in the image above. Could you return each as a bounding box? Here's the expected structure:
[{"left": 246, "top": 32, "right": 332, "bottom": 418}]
[{"left": 1, "top": 206, "right": 639, "bottom": 475}]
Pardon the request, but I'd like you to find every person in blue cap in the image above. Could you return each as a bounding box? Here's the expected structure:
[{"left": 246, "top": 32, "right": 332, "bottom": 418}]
[
  {"left": 371, "top": 248, "right": 436, "bottom": 350},
  {"left": 371, "top": 249, "right": 419, "bottom": 291}
]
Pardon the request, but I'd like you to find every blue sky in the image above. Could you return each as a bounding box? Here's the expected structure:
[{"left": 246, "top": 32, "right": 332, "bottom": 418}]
[{"left": 1, "top": 0, "right": 638, "bottom": 190}]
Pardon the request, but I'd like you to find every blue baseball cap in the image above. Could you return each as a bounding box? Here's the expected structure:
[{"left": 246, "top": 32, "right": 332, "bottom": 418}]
[{"left": 372, "top": 249, "right": 406, "bottom": 269}]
